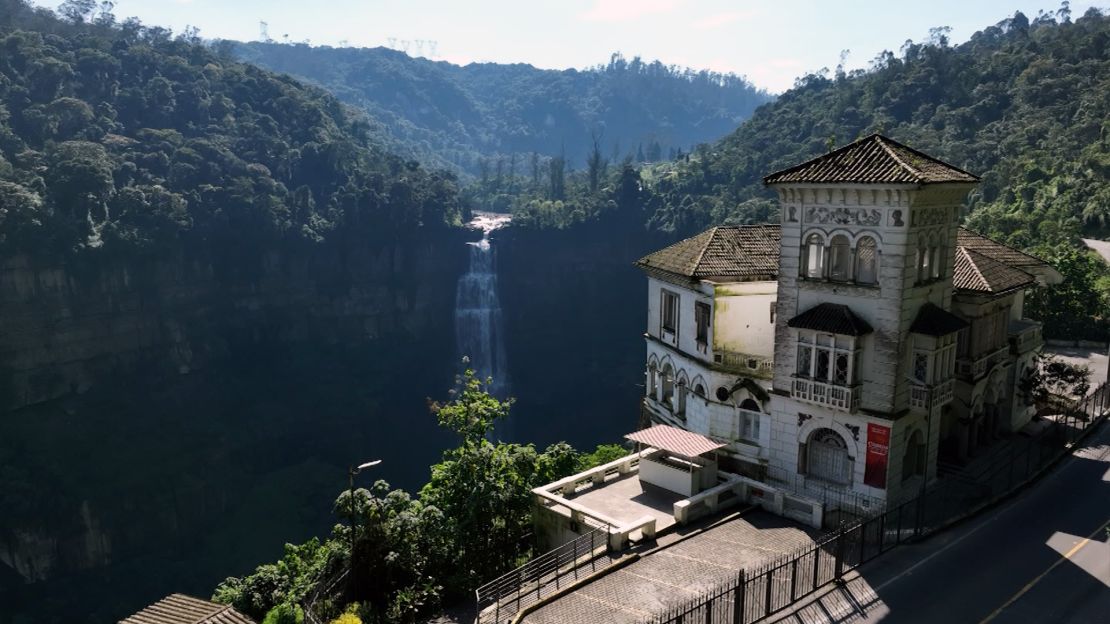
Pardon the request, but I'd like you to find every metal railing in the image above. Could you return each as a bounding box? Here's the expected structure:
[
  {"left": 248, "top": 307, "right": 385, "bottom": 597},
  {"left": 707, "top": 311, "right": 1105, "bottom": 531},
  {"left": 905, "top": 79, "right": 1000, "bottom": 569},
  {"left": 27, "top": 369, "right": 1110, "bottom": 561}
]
[
  {"left": 475, "top": 524, "right": 611, "bottom": 624},
  {"left": 791, "top": 377, "right": 860, "bottom": 412},
  {"left": 643, "top": 382, "right": 1109, "bottom": 624}
]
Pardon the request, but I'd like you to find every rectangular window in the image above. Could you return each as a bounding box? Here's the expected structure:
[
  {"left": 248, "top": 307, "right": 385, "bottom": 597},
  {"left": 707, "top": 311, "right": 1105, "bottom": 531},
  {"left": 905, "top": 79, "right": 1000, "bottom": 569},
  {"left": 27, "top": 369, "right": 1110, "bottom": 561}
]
[
  {"left": 834, "top": 352, "right": 850, "bottom": 385},
  {"left": 661, "top": 290, "right": 678, "bottom": 334},
  {"left": 913, "top": 352, "right": 929, "bottom": 383},
  {"left": 741, "top": 411, "right": 760, "bottom": 442},
  {"left": 815, "top": 348, "right": 831, "bottom": 381},
  {"left": 797, "top": 344, "right": 812, "bottom": 377},
  {"left": 695, "top": 301, "right": 710, "bottom": 345}
]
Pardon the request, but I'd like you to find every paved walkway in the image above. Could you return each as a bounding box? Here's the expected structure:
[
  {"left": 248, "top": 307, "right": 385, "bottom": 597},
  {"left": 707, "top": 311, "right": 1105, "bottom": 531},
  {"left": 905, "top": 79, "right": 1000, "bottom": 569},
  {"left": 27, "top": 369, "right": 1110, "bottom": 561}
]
[{"left": 522, "top": 511, "right": 822, "bottom": 624}]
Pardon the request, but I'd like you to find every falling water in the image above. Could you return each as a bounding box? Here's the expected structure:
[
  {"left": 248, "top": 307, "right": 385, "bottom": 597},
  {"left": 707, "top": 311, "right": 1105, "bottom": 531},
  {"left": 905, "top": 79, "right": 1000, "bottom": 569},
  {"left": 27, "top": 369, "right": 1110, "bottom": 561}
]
[{"left": 455, "top": 212, "right": 512, "bottom": 400}]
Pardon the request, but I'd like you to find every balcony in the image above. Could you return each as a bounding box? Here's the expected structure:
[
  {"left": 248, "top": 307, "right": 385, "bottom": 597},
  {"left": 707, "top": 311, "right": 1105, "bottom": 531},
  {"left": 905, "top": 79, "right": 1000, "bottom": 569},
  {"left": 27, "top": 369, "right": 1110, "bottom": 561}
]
[
  {"left": 956, "top": 345, "right": 1010, "bottom": 381},
  {"left": 791, "top": 377, "right": 860, "bottom": 412},
  {"left": 1008, "top": 320, "right": 1043, "bottom": 355},
  {"left": 909, "top": 378, "right": 954, "bottom": 410},
  {"left": 713, "top": 350, "right": 774, "bottom": 379}
]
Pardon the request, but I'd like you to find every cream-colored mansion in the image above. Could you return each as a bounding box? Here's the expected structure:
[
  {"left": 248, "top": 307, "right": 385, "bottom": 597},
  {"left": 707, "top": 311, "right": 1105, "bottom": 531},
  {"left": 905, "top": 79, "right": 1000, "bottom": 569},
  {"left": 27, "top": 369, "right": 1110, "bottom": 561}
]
[{"left": 637, "top": 135, "right": 1061, "bottom": 509}]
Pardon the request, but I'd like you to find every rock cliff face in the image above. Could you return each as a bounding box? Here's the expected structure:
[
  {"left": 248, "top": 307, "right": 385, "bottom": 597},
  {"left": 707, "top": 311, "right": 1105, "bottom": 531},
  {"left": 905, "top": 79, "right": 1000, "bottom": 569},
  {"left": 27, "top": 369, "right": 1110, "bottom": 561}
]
[
  {"left": 495, "top": 223, "right": 674, "bottom": 449},
  {"left": 0, "top": 231, "right": 471, "bottom": 622}
]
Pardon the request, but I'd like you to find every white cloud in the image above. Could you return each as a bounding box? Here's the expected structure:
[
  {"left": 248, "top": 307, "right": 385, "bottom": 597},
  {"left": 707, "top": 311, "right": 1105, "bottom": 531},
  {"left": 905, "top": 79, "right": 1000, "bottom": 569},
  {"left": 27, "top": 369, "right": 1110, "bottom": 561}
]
[
  {"left": 579, "top": 0, "right": 683, "bottom": 23},
  {"left": 692, "top": 9, "right": 760, "bottom": 30}
]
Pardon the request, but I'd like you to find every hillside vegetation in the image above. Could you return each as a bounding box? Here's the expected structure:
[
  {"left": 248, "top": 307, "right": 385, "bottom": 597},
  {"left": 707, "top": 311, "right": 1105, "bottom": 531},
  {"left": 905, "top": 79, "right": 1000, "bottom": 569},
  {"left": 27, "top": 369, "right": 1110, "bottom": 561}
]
[
  {"left": 494, "top": 6, "right": 1110, "bottom": 338},
  {"left": 0, "top": 0, "right": 463, "bottom": 262},
  {"left": 230, "top": 42, "right": 772, "bottom": 176}
]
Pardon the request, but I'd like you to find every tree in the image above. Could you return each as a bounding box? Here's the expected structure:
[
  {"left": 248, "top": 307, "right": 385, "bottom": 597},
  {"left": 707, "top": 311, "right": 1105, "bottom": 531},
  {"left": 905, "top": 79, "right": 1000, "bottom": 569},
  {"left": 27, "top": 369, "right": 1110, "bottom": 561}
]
[{"left": 585, "top": 130, "right": 607, "bottom": 194}]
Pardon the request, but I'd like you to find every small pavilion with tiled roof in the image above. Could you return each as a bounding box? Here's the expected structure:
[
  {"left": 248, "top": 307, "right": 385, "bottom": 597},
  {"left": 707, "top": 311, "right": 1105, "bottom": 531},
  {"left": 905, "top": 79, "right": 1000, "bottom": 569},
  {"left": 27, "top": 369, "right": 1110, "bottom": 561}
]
[
  {"left": 119, "top": 594, "right": 255, "bottom": 624},
  {"left": 625, "top": 424, "right": 726, "bottom": 497}
]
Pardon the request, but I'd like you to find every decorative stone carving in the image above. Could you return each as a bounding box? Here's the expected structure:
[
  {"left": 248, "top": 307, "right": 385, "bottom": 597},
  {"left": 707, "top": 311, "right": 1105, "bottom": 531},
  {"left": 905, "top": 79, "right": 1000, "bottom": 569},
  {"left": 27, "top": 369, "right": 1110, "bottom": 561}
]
[
  {"left": 787, "top": 206, "right": 798, "bottom": 222},
  {"left": 844, "top": 423, "right": 860, "bottom": 441},
  {"left": 798, "top": 412, "right": 813, "bottom": 427},
  {"left": 889, "top": 209, "right": 904, "bottom": 227},
  {"left": 912, "top": 207, "right": 948, "bottom": 227},
  {"left": 805, "top": 206, "right": 882, "bottom": 226}
]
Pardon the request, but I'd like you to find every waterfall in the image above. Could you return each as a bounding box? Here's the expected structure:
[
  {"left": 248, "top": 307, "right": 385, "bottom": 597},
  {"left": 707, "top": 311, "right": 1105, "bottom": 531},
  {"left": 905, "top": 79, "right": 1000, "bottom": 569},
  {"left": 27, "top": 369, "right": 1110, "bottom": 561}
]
[{"left": 455, "top": 212, "right": 511, "bottom": 399}]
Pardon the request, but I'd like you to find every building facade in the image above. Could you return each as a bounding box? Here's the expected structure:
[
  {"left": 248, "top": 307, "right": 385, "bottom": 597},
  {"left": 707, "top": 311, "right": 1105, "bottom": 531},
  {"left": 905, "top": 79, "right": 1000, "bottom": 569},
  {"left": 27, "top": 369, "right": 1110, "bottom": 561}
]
[{"left": 637, "top": 135, "right": 1060, "bottom": 513}]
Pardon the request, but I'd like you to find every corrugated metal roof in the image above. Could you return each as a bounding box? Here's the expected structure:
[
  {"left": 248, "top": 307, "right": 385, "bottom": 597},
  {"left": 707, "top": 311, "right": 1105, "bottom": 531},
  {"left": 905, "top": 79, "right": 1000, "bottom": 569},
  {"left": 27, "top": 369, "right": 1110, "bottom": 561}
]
[
  {"left": 787, "top": 303, "right": 874, "bottom": 336},
  {"left": 953, "top": 247, "right": 1036, "bottom": 294},
  {"left": 120, "top": 594, "right": 256, "bottom": 624},
  {"left": 909, "top": 302, "right": 969, "bottom": 336},
  {"left": 625, "top": 424, "right": 727, "bottom": 457},
  {"left": 763, "top": 134, "right": 979, "bottom": 186},
  {"left": 635, "top": 225, "right": 780, "bottom": 281}
]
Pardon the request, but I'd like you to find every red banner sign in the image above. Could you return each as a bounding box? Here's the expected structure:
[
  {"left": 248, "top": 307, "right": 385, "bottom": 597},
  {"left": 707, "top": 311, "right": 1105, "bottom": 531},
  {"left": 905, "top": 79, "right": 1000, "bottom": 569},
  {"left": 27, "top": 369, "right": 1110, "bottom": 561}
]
[{"left": 863, "top": 423, "right": 891, "bottom": 489}]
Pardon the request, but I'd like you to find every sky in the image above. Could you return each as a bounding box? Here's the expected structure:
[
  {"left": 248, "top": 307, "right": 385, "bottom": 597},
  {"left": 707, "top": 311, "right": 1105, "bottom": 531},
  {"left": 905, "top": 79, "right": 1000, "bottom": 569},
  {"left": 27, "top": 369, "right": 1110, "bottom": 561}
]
[{"left": 33, "top": 0, "right": 1105, "bottom": 92}]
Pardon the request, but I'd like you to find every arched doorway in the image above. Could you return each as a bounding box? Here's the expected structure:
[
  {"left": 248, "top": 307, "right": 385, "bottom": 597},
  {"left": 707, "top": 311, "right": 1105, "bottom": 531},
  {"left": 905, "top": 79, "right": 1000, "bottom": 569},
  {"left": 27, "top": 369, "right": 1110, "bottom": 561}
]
[
  {"left": 806, "top": 428, "right": 851, "bottom": 485},
  {"left": 902, "top": 430, "right": 925, "bottom": 482}
]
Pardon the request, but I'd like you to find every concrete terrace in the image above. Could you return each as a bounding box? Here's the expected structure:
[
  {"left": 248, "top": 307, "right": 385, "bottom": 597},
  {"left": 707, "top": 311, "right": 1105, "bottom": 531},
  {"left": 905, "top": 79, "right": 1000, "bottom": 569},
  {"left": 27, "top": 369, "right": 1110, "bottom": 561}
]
[
  {"left": 563, "top": 472, "right": 685, "bottom": 535},
  {"left": 522, "top": 510, "right": 823, "bottom": 624}
]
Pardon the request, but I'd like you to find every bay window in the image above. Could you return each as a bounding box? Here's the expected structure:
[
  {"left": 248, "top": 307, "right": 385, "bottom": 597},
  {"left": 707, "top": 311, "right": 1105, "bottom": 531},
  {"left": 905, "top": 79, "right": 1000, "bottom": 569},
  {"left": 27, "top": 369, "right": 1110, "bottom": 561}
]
[{"left": 796, "top": 332, "right": 858, "bottom": 386}]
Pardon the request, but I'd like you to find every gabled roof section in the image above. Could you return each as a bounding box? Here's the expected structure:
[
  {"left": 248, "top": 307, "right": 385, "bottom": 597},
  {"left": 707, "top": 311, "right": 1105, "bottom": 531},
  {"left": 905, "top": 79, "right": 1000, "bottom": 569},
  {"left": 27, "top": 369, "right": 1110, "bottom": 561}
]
[
  {"left": 120, "top": 594, "right": 256, "bottom": 624},
  {"left": 953, "top": 247, "right": 1036, "bottom": 295},
  {"left": 764, "top": 134, "right": 979, "bottom": 186},
  {"left": 787, "top": 303, "right": 874, "bottom": 336},
  {"left": 910, "top": 302, "right": 969, "bottom": 336},
  {"left": 626, "top": 424, "right": 727, "bottom": 458},
  {"left": 635, "top": 225, "right": 780, "bottom": 281}
]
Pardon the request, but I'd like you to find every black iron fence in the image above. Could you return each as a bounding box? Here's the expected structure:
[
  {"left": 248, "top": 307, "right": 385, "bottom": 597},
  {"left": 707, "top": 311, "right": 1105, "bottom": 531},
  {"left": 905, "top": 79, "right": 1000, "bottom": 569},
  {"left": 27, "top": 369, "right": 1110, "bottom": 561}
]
[
  {"left": 475, "top": 523, "right": 611, "bottom": 624},
  {"left": 645, "top": 383, "right": 1109, "bottom": 624}
]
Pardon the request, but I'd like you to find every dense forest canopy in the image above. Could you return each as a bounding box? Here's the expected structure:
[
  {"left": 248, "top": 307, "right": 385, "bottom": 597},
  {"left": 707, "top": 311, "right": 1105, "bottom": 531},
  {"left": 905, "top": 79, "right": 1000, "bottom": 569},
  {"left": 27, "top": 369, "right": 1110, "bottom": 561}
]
[
  {"left": 229, "top": 41, "right": 773, "bottom": 177},
  {"left": 0, "top": 0, "right": 465, "bottom": 261}
]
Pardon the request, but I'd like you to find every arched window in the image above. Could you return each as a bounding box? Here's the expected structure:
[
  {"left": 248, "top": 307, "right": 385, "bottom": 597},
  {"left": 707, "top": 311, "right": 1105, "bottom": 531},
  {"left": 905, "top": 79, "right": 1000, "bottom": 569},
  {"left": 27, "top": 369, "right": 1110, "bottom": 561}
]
[
  {"left": 806, "top": 428, "right": 851, "bottom": 484},
  {"left": 829, "top": 235, "right": 852, "bottom": 281},
  {"left": 802, "top": 233, "right": 825, "bottom": 279},
  {"left": 917, "top": 238, "right": 930, "bottom": 284},
  {"left": 694, "top": 383, "right": 706, "bottom": 398},
  {"left": 930, "top": 241, "right": 943, "bottom": 279},
  {"left": 855, "top": 236, "right": 878, "bottom": 285},
  {"left": 675, "top": 373, "right": 689, "bottom": 417},
  {"left": 740, "top": 398, "right": 761, "bottom": 412},
  {"left": 902, "top": 430, "right": 925, "bottom": 482},
  {"left": 647, "top": 362, "right": 657, "bottom": 397},
  {"left": 661, "top": 363, "right": 675, "bottom": 406}
]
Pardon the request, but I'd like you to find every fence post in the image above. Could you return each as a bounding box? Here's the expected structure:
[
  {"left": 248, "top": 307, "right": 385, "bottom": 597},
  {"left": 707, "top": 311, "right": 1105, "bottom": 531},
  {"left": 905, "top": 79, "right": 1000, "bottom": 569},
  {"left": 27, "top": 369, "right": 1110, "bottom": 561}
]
[
  {"left": 790, "top": 557, "right": 798, "bottom": 602},
  {"left": 765, "top": 564, "right": 774, "bottom": 615},
  {"left": 812, "top": 544, "right": 821, "bottom": 591},
  {"left": 834, "top": 527, "right": 846, "bottom": 580},
  {"left": 734, "top": 569, "right": 746, "bottom": 624}
]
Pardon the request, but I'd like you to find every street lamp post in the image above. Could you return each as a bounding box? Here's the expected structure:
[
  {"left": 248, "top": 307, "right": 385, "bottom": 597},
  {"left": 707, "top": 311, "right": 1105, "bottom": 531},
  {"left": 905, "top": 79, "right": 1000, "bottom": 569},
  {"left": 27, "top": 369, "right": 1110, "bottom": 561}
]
[{"left": 347, "top": 459, "right": 381, "bottom": 577}]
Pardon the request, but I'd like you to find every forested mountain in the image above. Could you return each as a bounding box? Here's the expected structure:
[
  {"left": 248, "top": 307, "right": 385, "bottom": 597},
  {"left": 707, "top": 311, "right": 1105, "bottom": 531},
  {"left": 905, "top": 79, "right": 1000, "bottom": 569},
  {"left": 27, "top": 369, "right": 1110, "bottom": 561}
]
[
  {"left": 495, "top": 6, "right": 1109, "bottom": 338},
  {"left": 0, "top": 0, "right": 464, "bottom": 262},
  {"left": 229, "top": 41, "right": 773, "bottom": 176}
]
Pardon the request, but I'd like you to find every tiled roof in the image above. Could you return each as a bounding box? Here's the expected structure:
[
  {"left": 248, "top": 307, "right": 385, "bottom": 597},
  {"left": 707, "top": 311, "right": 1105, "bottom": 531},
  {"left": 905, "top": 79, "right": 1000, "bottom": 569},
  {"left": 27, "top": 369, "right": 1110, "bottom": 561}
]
[
  {"left": 626, "top": 424, "right": 728, "bottom": 458},
  {"left": 955, "top": 229, "right": 1050, "bottom": 270},
  {"left": 909, "top": 302, "right": 969, "bottom": 336},
  {"left": 635, "top": 225, "right": 780, "bottom": 281},
  {"left": 787, "top": 303, "right": 874, "bottom": 336},
  {"left": 953, "top": 247, "right": 1036, "bottom": 294},
  {"left": 763, "top": 134, "right": 979, "bottom": 186},
  {"left": 120, "top": 594, "right": 256, "bottom": 624}
]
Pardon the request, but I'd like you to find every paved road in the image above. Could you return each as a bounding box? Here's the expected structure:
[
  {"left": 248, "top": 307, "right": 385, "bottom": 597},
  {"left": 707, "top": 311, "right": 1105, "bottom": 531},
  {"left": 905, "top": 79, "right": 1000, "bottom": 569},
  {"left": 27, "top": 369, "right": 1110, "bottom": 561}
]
[
  {"left": 1082, "top": 238, "right": 1110, "bottom": 265},
  {"left": 776, "top": 419, "right": 1110, "bottom": 623}
]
